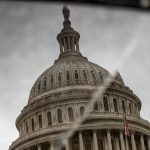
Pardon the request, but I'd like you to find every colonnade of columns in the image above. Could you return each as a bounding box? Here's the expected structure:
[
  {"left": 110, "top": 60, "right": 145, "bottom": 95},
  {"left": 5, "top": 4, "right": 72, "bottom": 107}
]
[
  {"left": 75, "top": 130, "right": 150, "bottom": 150},
  {"left": 25, "top": 130, "right": 150, "bottom": 150},
  {"left": 59, "top": 36, "right": 79, "bottom": 54}
]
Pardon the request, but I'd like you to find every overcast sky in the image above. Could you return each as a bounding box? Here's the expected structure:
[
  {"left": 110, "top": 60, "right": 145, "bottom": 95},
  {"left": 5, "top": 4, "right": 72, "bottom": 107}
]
[{"left": 0, "top": 1, "right": 150, "bottom": 150}]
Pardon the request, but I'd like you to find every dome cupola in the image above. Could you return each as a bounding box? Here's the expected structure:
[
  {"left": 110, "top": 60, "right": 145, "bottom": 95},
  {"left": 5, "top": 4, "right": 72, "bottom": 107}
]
[{"left": 57, "top": 6, "right": 81, "bottom": 58}]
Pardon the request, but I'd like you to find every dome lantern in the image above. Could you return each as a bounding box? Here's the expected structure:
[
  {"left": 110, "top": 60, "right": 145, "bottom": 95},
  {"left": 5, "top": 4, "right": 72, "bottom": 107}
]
[{"left": 57, "top": 6, "right": 80, "bottom": 58}]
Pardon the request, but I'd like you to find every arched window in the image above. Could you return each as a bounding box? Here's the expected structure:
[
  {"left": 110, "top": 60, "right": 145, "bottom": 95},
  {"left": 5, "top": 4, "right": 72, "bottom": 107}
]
[
  {"left": 57, "top": 109, "right": 63, "bottom": 123},
  {"left": 113, "top": 98, "right": 118, "bottom": 112},
  {"left": 50, "top": 75, "right": 54, "bottom": 85},
  {"left": 47, "top": 112, "right": 52, "bottom": 126},
  {"left": 38, "top": 81, "right": 41, "bottom": 91},
  {"left": 91, "top": 70, "right": 96, "bottom": 81},
  {"left": 26, "top": 122, "right": 29, "bottom": 134},
  {"left": 80, "top": 106, "right": 85, "bottom": 116},
  {"left": 94, "top": 102, "right": 98, "bottom": 111},
  {"left": 99, "top": 72, "right": 103, "bottom": 83},
  {"left": 58, "top": 72, "right": 62, "bottom": 82},
  {"left": 31, "top": 118, "right": 35, "bottom": 131},
  {"left": 122, "top": 100, "right": 126, "bottom": 113},
  {"left": 38, "top": 115, "right": 42, "bottom": 128},
  {"left": 66, "top": 71, "right": 70, "bottom": 81},
  {"left": 68, "top": 107, "right": 74, "bottom": 122},
  {"left": 103, "top": 97, "right": 109, "bottom": 111},
  {"left": 83, "top": 70, "right": 88, "bottom": 80},
  {"left": 44, "top": 77, "right": 47, "bottom": 89},
  {"left": 75, "top": 70, "right": 79, "bottom": 80},
  {"left": 129, "top": 103, "right": 132, "bottom": 114}
]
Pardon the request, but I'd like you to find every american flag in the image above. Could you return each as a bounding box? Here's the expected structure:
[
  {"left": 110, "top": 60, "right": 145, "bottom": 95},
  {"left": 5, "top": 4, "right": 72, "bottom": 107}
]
[{"left": 124, "top": 117, "right": 130, "bottom": 136}]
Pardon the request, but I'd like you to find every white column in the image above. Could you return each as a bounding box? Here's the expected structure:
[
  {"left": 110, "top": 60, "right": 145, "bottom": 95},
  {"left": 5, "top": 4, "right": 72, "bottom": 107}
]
[
  {"left": 79, "top": 131, "right": 84, "bottom": 150},
  {"left": 93, "top": 130, "right": 98, "bottom": 150},
  {"left": 65, "top": 139, "right": 69, "bottom": 150},
  {"left": 147, "top": 137, "right": 150, "bottom": 150},
  {"left": 60, "top": 40, "right": 63, "bottom": 53},
  {"left": 107, "top": 130, "right": 112, "bottom": 150},
  {"left": 63, "top": 38, "right": 66, "bottom": 51},
  {"left": 48, "top": 141, "right": 54, "bottom": 150},
  {"left": 76, "top": 39, "right": 79, "bottom": 51},
  {"left": 131, "top": 132, "right": 136, "bottom": 150},
  {"left": 37, "top": 145, "right": 41, "bottom": 150},
  {"left": 120, "top": 131, "right": 125, "bottom": 150},
  {"left": 140, "top": 135, "right": 145, "bottom": 150}
]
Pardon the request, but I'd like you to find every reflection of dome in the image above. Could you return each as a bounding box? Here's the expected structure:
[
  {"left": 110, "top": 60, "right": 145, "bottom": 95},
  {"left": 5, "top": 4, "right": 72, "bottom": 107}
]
[{"left": 10, "top": 6, "right": 150, "bottom": 150}]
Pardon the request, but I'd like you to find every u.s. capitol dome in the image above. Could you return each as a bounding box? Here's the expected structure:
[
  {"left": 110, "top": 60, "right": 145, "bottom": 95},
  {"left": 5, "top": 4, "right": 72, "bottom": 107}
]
[{"left": 10, "top": 6, "right": 150, "bottom": 150}]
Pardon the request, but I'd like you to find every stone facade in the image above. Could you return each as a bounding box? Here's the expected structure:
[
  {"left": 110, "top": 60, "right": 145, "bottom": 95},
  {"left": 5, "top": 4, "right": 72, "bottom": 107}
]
[{"left": 9, "top": 6, "right": 150, "bottom": 150}]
